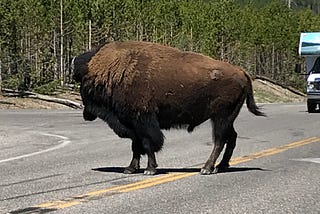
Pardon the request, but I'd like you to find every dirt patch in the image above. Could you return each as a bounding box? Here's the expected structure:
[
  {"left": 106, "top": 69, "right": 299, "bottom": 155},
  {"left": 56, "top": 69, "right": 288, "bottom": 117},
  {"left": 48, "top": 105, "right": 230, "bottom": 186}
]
[
  {"left": 0, "top": 96, "right": 68, "bottom": 109},
  {"left": 0, "top": 79, "right": 306, "bottom": 109},
  {"left": 0, "top": 91, "right": 82, "bottom": 109},
  {"left": 253, "top": 79, "right": 306, "bottom": 103}
]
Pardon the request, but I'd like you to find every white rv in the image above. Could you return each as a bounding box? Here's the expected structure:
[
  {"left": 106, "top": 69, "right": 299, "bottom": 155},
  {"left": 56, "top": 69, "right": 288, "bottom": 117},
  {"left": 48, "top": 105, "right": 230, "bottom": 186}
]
[{"left": 298, "top": 32, "right": 320, "bottom": 113}]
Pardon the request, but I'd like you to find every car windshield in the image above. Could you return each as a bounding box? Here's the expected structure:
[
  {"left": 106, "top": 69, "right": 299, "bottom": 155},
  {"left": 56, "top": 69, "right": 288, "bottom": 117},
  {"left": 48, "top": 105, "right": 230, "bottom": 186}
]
[{"left": 311, "top": 57, "right": 320, "bottom": 73}]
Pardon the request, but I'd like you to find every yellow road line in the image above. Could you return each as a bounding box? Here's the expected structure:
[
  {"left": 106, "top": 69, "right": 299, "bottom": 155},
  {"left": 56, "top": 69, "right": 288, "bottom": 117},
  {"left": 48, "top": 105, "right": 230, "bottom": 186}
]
[
  {"left": 36, "top": 173, "right": 181, "bottom": 209},
  {"left": 20, "top": 137, "right": 320, "bottom": 211},
  {"left": 119, "top": 172, "right": 196, "bottom": 193},
  {"left": 82, "top": 173, "right": 178, "bottom": 196},
  {"left": 229, "top": 136, "right": 320, "bottom": 165},
  {"left": 38, "top": 200, "right": 81, "bottom": 209}
]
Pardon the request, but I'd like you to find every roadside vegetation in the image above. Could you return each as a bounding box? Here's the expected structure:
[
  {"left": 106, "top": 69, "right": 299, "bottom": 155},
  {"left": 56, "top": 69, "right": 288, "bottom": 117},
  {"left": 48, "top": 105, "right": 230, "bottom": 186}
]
[{"left": 0, "top": 0, "right": 320, "bottom": 95}]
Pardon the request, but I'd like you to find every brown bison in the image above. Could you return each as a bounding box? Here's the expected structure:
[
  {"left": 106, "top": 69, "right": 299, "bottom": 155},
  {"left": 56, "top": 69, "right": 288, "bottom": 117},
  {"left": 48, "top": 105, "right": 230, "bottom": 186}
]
[{"left": 73, "top": 41, "right": 265, "bottom": 175}]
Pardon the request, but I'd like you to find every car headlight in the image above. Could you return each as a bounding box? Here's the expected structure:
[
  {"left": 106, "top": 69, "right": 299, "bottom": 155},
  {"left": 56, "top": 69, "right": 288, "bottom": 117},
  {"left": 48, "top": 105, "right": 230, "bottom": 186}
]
[{"left": 307, "top": 81, "right": 316, "bottom": 92}]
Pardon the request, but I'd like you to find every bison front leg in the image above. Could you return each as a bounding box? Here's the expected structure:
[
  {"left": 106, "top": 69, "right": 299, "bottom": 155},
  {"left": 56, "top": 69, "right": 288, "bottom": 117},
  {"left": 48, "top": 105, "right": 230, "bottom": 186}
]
[
  {"left": 124, "top": 153, "right": 140, "bottom": 174},
  {"left": 124, "top": 139, "right": 143, "bottom": 174},
  {"left": 132, "top": 113, "right": 163, "bottom": 175},
  {"left": 125, "top": 138, "right": 158, "bottom": 175},
  {"left": 142, "top": 138, "right": 158, "bottom": 175}
]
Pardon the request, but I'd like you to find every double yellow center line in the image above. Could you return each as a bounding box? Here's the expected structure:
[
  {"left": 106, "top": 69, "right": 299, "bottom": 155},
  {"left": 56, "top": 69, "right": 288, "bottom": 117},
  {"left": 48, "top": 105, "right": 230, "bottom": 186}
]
[
  {"left": 10, "top": 137, "right": 320, "bottom": 213},
  {"left": 36, "top": 173, "right": 194, "bottom": 210}
]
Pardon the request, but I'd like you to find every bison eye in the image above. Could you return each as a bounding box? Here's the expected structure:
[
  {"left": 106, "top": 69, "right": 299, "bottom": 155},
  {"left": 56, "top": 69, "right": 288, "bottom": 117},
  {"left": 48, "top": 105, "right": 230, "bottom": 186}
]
[{"left": 73, "top": 72, "right": 81, "bottom": 83}]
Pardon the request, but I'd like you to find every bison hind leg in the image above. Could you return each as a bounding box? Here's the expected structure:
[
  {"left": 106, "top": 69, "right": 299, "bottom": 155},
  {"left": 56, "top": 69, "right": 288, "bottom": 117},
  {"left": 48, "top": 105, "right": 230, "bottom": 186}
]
[
  {"left": 200, "top": 116, "right": 232, "bottom": 175},
  {"left": 215, "top": 126, "right": 237, "bottom": 173},
  {"left": 201, "top": 96, "right": 244, "bottom": 175}
]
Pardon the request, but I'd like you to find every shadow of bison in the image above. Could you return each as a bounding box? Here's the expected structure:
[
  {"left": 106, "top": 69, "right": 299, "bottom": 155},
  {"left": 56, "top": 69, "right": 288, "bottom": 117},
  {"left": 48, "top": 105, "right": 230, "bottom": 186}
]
[{"left": 73, "top": 41, "right": 265, "bottom": 175}]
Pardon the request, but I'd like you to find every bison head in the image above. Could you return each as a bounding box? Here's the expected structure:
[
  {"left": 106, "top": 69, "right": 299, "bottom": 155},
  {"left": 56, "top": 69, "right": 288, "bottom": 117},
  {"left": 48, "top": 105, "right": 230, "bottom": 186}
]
[
  {"left": 72, "top": 45, "right": 104, "bottom": 83},
  {"left": 72, "top": 52, "right": 92, "bottom": 83}
]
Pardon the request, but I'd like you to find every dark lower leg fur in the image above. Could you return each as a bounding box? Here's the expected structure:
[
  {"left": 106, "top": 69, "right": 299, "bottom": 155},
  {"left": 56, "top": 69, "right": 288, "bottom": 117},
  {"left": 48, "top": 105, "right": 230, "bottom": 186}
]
[
  {"left": 200, "top": 117, "right": 231, "bottom": 175},
  {"left": 132, "top": 114, "right": 164, "bottom": 175},
  {"left": 102, "top": 112, "right": 136, "bottom": 139},
  {"left": 216, "top": 126, "right": 237, "bottom": 172},
  {"left": 201, "top": 131, "right": 226, "bottom": 175},
  {"left": 142, "top": 138, "right": 158, "bottom": 175},
  {"left": 200, "top": 96, "right": 244, "bottom": 175},
  {"left": 124, "top": 139, "right": 144, "bottom": 174}
]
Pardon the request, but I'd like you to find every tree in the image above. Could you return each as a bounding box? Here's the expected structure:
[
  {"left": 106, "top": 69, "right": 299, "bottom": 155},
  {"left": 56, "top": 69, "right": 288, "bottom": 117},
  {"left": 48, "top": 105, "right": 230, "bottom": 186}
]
[{"left": 0, "top": 0, "right": 319, "bottom": 92}]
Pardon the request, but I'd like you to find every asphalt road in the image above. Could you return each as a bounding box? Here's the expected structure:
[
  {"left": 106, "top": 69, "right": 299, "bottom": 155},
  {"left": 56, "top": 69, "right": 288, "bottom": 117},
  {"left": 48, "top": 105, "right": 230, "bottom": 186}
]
[{"left": 0, "top": 103, "right": 319, "bottom": 214}]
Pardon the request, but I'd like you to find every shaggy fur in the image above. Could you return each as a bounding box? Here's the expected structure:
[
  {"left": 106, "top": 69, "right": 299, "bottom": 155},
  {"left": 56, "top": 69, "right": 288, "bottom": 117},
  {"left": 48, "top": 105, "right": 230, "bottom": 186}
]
[{"left": 73, "top": 41, "right": 265, "bottom": 175}]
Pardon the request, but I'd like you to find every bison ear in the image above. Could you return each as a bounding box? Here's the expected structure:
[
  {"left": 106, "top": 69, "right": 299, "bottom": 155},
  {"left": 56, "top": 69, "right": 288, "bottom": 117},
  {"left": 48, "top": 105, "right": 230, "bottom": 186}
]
[{"left": 71, "top": 57, "right": 79, "bottom": 82}]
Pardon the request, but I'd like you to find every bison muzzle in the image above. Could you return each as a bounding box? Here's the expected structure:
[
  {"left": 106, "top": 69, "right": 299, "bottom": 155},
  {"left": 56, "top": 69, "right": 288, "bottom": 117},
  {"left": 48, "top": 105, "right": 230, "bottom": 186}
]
[{"left": 73, "top": 41, "right": 265, "bottom": 175}]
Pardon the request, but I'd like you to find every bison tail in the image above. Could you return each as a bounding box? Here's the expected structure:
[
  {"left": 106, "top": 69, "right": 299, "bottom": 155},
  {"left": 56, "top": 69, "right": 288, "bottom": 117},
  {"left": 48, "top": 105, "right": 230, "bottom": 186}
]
[{"left": 245, "top": 72, "right": 266, "bottom": 117}]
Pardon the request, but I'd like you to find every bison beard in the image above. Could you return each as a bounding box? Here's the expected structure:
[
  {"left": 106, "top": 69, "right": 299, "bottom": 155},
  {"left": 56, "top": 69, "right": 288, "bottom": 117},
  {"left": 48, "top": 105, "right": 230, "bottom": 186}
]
[{"left": 73, "top": 41, "right": 265, "bottom": 175}]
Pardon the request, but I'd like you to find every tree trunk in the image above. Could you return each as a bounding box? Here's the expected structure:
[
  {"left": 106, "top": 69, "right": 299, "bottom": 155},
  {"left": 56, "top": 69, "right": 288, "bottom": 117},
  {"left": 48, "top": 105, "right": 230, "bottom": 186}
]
[
  {"left": 28, "top": 93, "right": 82, "bottom": 109},
  {"left": 53, "top": 30, "right": 58, "bottom": 80},
  {"left": 272, "top": 44, "right": 275, "bottom": 79},
  {"left": 60, "top": 0, "right": 64, "bottom": 87},
  {"left": 88, "top": 19, "right": 92, "bottom": 50},
  {"left": 0, "top": 59, "right": 2, "bottom": 94}
]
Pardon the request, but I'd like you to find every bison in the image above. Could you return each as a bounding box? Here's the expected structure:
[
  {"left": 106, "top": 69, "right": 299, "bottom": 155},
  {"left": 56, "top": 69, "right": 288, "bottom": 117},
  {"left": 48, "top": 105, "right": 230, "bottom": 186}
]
[{"left": 73, "top": 41, "right": 265, "bottom": 175}]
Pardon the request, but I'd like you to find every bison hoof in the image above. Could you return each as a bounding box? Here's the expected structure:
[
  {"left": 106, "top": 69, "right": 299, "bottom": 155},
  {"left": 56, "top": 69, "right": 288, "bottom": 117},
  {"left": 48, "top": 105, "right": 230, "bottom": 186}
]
[
  {"left": 200, "top": 168, "right": 213, "bottom": 175},
  {"left": 212, "top": 167, "right": 220, "bottom": 174},
  {"left": 123, "top": 167, "right": 138, "bottom": 174},
  {"left": 143, "top": 169, "right": 156, "bottom": 176},
  {"left": 215, "top": 163, "right": 230, "bottom": 173}
]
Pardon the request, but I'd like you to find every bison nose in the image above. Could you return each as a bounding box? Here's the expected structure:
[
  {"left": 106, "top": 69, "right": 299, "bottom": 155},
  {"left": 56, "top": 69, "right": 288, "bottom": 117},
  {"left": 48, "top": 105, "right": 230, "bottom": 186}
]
[{"left": 83, "top": 109, "right": 97, "bottom": 121}]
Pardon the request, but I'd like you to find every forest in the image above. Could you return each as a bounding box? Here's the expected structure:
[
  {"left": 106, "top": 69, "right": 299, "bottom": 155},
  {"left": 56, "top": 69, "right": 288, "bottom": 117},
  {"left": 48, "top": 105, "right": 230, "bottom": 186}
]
[{"left": 0, "top": 0, "right": 320, "bottom": 93}]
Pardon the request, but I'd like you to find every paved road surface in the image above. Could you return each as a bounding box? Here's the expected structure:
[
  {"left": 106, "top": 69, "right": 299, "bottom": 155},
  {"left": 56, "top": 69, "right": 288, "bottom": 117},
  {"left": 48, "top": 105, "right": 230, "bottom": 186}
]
[{"left": 0, "top": 103, "right": 319, "bottom": 213}]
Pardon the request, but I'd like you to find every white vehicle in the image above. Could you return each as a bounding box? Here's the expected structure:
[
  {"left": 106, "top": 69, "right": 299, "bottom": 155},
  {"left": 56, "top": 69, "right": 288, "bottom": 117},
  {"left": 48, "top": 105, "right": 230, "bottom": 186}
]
[{"left": 298, "top": 32, "right": 320, "bottom": 113}]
